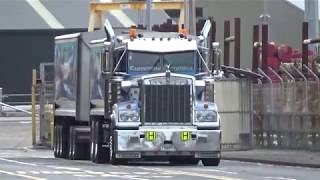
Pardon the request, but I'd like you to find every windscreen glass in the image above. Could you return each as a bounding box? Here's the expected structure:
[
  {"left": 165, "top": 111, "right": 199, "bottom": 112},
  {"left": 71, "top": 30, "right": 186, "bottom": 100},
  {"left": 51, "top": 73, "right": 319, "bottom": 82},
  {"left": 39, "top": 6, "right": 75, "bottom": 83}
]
[
  {"left": 128, "top": 51, "right": 161, "bottom": 74},
  {"left": 127, "top": 51, "right": 196, "bottom": 75},
  {"left": 163, "top": 51, "right": 195, "bottom": 73}
]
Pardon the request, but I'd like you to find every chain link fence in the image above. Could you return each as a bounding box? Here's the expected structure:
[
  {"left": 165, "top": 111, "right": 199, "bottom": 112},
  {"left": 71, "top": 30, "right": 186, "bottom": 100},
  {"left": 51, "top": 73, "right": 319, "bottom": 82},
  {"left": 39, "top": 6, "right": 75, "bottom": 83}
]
[
  {"left": 253, "top": 72, "right": 320, "bottom": 150},
  {"left": 34, "top": 63, "right": 55, "bottom": 146}
]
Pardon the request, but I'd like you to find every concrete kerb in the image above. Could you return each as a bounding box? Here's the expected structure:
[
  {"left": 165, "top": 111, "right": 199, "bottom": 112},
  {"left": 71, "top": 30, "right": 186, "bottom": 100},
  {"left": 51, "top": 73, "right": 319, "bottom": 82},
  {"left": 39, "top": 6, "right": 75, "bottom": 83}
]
[{"left": 222, "top": 150, "right": 320, "bottom": 168}]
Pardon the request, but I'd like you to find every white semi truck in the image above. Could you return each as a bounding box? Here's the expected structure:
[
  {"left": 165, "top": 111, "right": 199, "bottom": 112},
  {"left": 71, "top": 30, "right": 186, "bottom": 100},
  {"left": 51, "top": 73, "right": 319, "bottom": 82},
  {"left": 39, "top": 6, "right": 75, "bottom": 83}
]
[{"left": 53, "top": 18, "right": 226, "bottom": 165}]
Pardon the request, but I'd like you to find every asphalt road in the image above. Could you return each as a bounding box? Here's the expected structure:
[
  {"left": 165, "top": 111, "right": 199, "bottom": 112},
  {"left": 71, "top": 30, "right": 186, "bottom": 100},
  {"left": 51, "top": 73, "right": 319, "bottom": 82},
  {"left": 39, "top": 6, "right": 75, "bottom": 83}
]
[{"left": 0, "top": 118, "right": 320, "bottom": 180}]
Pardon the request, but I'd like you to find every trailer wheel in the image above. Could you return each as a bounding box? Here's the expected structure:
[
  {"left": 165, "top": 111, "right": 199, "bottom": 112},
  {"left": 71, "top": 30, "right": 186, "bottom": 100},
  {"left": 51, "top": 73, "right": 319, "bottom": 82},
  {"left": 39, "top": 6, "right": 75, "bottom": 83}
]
[
  {"left": 60, "top": 123, "right": 70, "bottom": 158},
  {"left": 53, "top": 125, "right": 59, "bottom": 157},
  {"left": 90, "top": 121, "right": 96, "bottom": 162},
  {"left": 91, "top": 118, "right": 109, "bottom": 163},
  {"left": 69, "top": 126, "right": 90, "bottom": 160},
  {"left": 202, "top": 158, "right": 220, "bottom": 166},
  {"left": 54, "top": 125, "right": 64, "bottom": 158},
  {"left": 68, "top": 127, "right": 78, "bottom": 160}
]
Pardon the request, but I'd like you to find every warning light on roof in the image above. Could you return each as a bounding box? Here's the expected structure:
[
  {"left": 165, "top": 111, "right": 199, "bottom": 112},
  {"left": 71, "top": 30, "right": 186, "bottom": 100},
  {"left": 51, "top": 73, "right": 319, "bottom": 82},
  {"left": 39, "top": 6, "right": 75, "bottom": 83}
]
[{"left": 179, "top": 24, "right": 188, "bottom": 38}]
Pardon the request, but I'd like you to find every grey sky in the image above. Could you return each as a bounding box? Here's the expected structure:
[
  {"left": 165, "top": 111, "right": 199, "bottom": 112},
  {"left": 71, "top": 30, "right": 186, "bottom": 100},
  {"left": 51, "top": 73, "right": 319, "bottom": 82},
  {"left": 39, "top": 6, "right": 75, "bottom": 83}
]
[{"left": 287, "top": 0, "right": 304, "bottom": 10}]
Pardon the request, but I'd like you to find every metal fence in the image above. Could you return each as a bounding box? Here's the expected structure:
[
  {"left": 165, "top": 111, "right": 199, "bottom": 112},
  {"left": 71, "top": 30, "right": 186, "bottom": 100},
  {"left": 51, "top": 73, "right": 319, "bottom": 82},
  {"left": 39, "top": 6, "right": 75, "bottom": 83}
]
[
  {"left": 253, "top": 68, "right": 320, "bottom": 150},
  {"left": 33, "top": 63, "right": 55, "bottom": 146}
]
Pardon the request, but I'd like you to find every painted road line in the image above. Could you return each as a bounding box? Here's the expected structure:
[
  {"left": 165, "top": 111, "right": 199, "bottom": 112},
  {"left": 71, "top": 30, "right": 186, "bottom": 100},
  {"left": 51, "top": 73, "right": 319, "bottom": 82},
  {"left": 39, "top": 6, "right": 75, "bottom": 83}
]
[
  {"left": 84, "top": 170, "right": 105, "bottom": 175},
  {"left": 123, "top": 166, "right": 243, "bottom": 180},
  {"left": 263, "top": 177, "right": 297, "bottom": 180},
  {"left": 151, "top": 175, "right": 172, "bottom": 178},
  {"left": 0, "top": 169, "right": 45, "bottom": 180},
  {"left": 25, "top": 0, "right": 64, "bottom": 29},
  {"left": 20, "top": 121, "right": 32, "bottom": 124},
  {"left": 100, "top": 173, "right": 148, "bottom": 180},
  {"left": 0, "top": 157, "right": 38, "bottom": 166},
  {"left": 46, "top": 165, "right": 81, "bottom": 171},
  {"left": 73, "top": 174, "right": 95, "bottom": 177},
  {"left": 191, "top": 168, "right": 238, "bottom": 175},
  {"left": 109, "top": 171, "right": 131, "bottom": 175},
  {"left": 16, "top": 171, "right": 27, "bottom": 174}
]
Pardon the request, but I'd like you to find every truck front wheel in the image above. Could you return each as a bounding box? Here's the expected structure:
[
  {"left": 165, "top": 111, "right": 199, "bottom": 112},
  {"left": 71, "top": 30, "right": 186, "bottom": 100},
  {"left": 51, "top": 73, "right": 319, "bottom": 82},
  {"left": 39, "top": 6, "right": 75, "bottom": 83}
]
[
  {"left": 202, "top": 158, "right": 220, "bottom": 166},
  {"left": 109, "top": 135, "right": 127, "bottom": 165},
  {"left": 90, "top": 117, "right": 109, "bottom": 163}
]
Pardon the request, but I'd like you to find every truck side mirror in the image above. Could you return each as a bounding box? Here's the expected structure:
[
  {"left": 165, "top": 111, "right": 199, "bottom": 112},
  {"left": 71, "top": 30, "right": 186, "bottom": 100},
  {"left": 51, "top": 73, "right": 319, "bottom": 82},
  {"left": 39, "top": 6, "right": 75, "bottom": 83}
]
[
  {"left": 101, "top": 42, "right": 113, "bottom": 78},
  {"left": 212, "top": 42, "right": 221, "bottom": 71}
]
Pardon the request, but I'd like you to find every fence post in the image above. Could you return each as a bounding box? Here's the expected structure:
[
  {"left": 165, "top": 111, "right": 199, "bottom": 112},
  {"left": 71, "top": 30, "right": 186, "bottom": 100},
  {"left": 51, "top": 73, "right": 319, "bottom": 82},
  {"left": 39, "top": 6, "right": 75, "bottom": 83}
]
[
  {"left": 0, "top": 88, "right": 2, "bottom": 116},
  {"left": 32, "top": 69, "right": 37, "bottom": 146}
]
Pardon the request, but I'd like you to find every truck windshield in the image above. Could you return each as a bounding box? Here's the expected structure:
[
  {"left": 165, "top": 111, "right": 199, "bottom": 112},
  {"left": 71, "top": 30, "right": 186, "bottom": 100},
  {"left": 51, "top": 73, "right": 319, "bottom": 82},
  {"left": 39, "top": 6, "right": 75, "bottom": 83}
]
[
  {"left": 128, "top": 51, "right": 161, "bottom": 74},
  {"left": 163, "top": 51, "right": 195, "bottom": 73},
  {"left": 128, "top": 51, "right": 196, "bottom": 75}
]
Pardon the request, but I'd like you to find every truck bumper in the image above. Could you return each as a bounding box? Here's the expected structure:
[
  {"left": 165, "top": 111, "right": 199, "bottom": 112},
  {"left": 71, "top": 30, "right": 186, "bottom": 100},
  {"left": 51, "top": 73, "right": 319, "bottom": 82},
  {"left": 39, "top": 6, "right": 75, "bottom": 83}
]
[{"left": 114, "top": 127, "right": 221, "bottom": 159}]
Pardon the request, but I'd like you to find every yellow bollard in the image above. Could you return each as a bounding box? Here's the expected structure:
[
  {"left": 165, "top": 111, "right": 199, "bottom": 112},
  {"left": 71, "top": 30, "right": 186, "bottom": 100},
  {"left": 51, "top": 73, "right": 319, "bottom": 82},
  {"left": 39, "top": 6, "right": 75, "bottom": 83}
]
[
  {"left": 47, "top": 104, "right": 55, "bottom": 148},
  {"left": 31, "top": 69, "right": 37, "bottom": 146}
]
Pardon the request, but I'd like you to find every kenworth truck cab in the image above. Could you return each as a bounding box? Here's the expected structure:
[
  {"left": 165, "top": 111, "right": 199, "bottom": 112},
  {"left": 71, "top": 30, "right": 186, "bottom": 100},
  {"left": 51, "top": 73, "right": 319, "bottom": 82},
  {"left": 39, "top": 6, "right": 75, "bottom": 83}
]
[
  {"left": 102, "top": 21, "right": 221, "bottom": 166},
  {"left": 53, "top": 19, "right": 222, "bottom": 166}
]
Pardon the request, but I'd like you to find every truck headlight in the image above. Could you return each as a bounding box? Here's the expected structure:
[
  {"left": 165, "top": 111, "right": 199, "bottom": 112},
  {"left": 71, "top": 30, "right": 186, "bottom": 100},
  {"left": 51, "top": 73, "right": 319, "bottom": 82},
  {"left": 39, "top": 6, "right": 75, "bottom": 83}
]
[
  {"left": 119, "top": 111, "right": 140, "bottom": 122},
  {"left": 196, "top": 111, "right": 217, "bottom": 122}
]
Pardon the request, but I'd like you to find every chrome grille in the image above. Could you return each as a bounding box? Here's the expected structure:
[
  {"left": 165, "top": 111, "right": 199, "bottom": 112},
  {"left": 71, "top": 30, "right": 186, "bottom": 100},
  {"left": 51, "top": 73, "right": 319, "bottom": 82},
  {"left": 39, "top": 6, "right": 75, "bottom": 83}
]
[{"left": 142, "top": 84, "right": 192, "bottom": 124}]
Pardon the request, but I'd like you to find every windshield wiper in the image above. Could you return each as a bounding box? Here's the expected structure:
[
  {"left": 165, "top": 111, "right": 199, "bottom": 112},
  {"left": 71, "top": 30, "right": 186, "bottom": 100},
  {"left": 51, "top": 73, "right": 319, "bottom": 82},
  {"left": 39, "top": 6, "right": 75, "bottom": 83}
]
[
  {"left": 163, "top": 59, "right": 175, "bottom": 73},
  {"left": 148, "top": 58, "right": 161, "bottom": 73}
]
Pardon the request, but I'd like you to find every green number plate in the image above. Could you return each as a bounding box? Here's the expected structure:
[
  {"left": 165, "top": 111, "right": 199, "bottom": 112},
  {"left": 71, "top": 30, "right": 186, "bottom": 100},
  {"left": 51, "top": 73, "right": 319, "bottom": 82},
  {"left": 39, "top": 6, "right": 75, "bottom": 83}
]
[
  {"left": 180, "top": 131, "right": 190, "bottom": 141},
  {"left": 146, "top": 131, "right": 156, "bottom": 141}
]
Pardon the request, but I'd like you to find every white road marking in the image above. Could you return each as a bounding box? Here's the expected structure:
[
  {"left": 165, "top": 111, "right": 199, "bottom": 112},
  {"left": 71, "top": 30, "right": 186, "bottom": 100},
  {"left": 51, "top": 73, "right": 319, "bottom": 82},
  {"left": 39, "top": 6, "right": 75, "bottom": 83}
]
[
  {"left": 0, "top": 169, "right": 45, "bottom": 180},
  {"left": 30, "top": 171, "right": 40, "bottom": 175},
  {"left": 61, "top": 171, "right": 84, "bottom": 174},
  {"left": 133, "top": 172, "right": 151, "bottom": 175},
  {"left": 19, "top": 121, "right": 32, "bottom": 124},
  {"left": 73, "top": 174, "right": 95, "bottom": 177},
  {"left": 263, "top": 177, "right": 297, "bottom": 180},
  {"left": 46, "top": 165, "right": 81, "bottom": 171},
  {"left": 100, "top": 173, "right": 148, "bottom": 180},
  {"left": 85, "top": 170, "right": 105, "bottom": 175},
  {"left": 16, "top": 171, "right": 27, "bottom": 174},
  {"left": 192, "top": 168, "right": 238, "bottom": 174},
  {"left": 109, "top": 171, "right": 131, "bottom": 175},
  {"left": 0, "top": 157, "right": 38, "bottom": 166},
  {"left": 23, "top": 147, "right": 35, "bottom": 152},
  {"left": 151, "top": 175, "right": 172, "bottom": 178},
  {"left": 25, "top": 0, "right": 64, "bottom": 29},
  {"left": 123, "top": 166, "right": 243, "bottom": 180}
]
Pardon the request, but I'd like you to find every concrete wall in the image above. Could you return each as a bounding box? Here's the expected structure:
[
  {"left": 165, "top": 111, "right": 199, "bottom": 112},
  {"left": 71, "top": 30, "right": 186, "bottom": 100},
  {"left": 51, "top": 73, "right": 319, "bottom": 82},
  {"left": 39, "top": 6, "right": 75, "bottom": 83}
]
[
  {"left": 0, "top": 29, "right": 86, "bottom": 97},
  {"left": 267, "top": 0, "right": 304, "bottom": 49},
  {"left": 196, "top": 0, "right": 304, "bottom": 69}
]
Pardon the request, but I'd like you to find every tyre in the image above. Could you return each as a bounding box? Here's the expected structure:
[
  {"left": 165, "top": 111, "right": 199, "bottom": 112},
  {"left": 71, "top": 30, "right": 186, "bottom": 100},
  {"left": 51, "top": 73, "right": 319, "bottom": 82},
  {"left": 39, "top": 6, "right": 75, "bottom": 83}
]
[
  {"left": 109, "top": 135, "right": 127, "bottom": 165},
  {"left": 202, "top": 158, "right": 220, "bottom": 166},
  {"left": 69, "top": 126, "right": 90, "bottom": 160},
  {"left": 186, "top": 158, "right": 200, "bottom": 165},
  {"left": 68, "top": 127, "right": 76, "bottom": 160},
  {"left": 54, "top": 125, "right": 63, "bottom": 158},
  {"left": 90, "top": 121, "right": 96, "bottom": 162},
  {"left": 169, "top": 157, "right": 199, "bottom": 165},
  {"left": 53, "top": 125, "right": 59, "bottom": 158},
  {"left": 60, "top": 122, "right": 70, "bottom": 158},
  {"left": 91, "top": 117, "right": 109, "bottom": 163}
]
